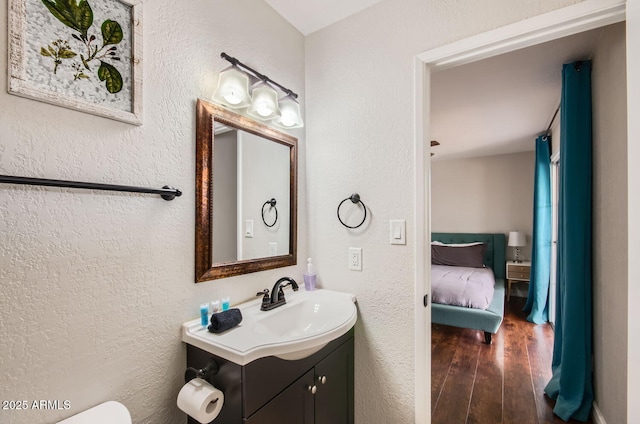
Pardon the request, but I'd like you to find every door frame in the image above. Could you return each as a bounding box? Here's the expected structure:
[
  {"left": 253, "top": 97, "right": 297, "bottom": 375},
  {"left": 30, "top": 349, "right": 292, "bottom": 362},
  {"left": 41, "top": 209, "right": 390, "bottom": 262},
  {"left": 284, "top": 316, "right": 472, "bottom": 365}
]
[
  {"left": 412, "top": 0, "right": 632, "bottom": 422},
  {"left": 549, "top": 154, "right": 560, "bottom": 326}
]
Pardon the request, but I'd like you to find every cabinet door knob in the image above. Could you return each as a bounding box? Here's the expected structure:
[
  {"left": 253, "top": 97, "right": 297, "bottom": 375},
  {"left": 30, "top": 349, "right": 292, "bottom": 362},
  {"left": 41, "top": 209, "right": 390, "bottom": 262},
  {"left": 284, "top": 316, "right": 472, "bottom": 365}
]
[
  {"left": 307, "top": 385, "right": 317, "bottom": 394},
  {"left": 317, "top": 375, "right": 327, "bottom": 384}
]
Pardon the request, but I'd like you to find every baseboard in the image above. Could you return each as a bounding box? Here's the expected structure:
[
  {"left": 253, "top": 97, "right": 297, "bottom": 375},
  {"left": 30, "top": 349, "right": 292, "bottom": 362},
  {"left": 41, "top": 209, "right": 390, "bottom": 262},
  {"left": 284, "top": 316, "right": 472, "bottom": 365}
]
[{"left": 592, "top": 402, "right": 607, "bottom": 424}]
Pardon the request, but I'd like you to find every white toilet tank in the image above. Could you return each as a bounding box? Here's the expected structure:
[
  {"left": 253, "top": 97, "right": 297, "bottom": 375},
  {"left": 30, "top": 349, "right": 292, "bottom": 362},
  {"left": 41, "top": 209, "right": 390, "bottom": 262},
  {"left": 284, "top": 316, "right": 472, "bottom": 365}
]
[{"left": 56, "top": 401, "right": 131, "bottom": 424}]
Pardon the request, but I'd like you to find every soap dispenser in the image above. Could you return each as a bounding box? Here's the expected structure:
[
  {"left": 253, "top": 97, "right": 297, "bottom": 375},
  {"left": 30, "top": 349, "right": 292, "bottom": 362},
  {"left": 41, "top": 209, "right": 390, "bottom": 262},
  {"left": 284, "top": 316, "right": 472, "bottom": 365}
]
[{"left": 303, "top": 258, "right": 317, "bottom": 291}]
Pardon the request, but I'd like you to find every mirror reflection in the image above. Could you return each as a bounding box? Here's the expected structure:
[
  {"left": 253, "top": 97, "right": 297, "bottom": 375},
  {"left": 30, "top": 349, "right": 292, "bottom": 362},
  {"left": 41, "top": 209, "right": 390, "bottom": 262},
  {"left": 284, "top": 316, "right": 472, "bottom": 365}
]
[
  {"left": 212, "top": 124, "right": 290, "bottom": 263},
  {"left": 195, "top": 99, "right": 297, "bottom": 282}
]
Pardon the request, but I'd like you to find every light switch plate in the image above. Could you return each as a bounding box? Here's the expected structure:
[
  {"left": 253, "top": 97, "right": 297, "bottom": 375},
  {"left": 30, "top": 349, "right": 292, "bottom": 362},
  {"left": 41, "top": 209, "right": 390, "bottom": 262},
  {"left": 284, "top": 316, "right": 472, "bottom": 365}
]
[
  {"left": 245, "top": 220, "right": 254, "bottom": 238},
  {"left": 390, "top": 220, "right": 406, "bottom": 245}
]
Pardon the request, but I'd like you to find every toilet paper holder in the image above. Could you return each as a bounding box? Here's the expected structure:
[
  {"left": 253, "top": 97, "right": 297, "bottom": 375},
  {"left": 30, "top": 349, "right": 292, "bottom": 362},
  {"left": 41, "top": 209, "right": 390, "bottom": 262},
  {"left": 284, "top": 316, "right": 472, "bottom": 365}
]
[{"left": 185, "top": 359, "right": 219, "bottom": 384}]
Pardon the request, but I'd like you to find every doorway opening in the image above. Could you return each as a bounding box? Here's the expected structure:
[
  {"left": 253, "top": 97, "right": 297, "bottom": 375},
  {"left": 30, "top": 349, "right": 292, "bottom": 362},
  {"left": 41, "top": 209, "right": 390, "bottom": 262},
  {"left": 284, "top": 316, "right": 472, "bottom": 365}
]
[{"left": 412, "top": 2, "right": 628, "bottom": 423}]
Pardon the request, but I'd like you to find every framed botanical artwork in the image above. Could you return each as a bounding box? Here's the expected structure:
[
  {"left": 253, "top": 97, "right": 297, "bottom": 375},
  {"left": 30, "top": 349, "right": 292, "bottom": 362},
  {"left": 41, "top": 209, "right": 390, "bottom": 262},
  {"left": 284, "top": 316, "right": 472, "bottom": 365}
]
[{"left": 8, "top": 0, "right": 143, "bottom": 125}]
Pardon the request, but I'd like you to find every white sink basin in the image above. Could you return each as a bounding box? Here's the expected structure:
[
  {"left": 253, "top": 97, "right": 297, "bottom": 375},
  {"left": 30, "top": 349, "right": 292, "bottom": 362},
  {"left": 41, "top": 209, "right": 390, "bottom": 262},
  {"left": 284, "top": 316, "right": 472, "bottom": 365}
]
[{"left": 182, "top": 289, "right": 357, "bottom": 365}]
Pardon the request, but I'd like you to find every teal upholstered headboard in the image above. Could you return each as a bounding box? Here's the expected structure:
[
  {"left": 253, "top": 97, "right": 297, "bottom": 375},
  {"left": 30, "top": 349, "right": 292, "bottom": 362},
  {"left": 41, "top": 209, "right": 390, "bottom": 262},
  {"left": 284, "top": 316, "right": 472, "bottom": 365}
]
[{"left": 431, "top": 233, "right": 506, "bottom": 280}]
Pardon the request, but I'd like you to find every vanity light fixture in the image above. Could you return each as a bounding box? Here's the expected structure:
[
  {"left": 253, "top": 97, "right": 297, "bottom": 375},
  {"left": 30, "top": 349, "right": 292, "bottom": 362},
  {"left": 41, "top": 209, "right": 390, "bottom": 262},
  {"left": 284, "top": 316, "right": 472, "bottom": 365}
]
[
  {"left": 247, "top": 80, "right": 281, "bottom": 120},
  {"left": 211, "top": 64, "right": 252, "bottom": 109},
  {"left": 212, "top": 52, "right": 304, "bottom": 128},
  {"left": 273, "top": 94, "right": 303, "bottom": 129}
]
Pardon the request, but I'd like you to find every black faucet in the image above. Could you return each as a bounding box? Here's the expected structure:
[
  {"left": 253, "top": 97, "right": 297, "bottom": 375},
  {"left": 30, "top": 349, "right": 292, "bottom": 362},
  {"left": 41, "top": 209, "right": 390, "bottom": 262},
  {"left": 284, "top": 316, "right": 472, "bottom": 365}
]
[{"left": 256, "top": 277, "right": 299, "bottom": 311}]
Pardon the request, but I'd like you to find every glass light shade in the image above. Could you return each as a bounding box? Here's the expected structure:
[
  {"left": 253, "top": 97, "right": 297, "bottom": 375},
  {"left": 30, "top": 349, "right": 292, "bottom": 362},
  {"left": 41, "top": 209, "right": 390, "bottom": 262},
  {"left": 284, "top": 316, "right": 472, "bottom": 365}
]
[
  {"left": 212, "top": 65, "right": 251, "bottom": 109},
  {"left": 273, "top": 95, "right": 304, "bottom": 129},
  {"left": 247, "top": 82, "right": 281, "bottom": 120}
]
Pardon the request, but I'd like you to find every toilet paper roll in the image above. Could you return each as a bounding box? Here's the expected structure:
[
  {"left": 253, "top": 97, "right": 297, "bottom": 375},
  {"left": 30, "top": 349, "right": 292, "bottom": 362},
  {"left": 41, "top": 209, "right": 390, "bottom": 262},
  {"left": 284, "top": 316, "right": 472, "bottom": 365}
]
[{"left": 177, "top": 378, "right": 224, "bottom": 423}]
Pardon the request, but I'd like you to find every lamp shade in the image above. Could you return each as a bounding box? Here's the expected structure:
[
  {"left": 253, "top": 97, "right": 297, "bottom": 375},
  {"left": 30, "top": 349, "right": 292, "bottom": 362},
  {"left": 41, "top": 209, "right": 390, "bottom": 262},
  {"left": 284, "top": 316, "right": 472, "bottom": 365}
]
[
  {"left": 247, "top": 81, "right": 281, "bottom": 120},
  {"left": 212, "top": 65, "right": 251, "bottom": 109},
  {"left": 273, "top": 95, "right": 304, "bottom": 129},
  {"left": 508, "top": 231, "right": 526, "bottom": 247}
]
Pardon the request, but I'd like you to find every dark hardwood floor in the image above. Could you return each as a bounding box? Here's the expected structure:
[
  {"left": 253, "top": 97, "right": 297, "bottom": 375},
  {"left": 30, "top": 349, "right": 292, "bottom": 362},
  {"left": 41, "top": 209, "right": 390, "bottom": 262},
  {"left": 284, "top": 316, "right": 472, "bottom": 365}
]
[{"left": 431, "top": 297, "right": 592, "bottom": 424}]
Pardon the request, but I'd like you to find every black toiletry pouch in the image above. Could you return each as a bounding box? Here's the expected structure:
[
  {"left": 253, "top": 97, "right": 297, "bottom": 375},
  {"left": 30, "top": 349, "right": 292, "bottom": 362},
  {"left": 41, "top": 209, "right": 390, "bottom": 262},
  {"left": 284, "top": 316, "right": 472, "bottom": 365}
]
[{"left": 208, "top": 308, "right": 243, "bottom": 333}]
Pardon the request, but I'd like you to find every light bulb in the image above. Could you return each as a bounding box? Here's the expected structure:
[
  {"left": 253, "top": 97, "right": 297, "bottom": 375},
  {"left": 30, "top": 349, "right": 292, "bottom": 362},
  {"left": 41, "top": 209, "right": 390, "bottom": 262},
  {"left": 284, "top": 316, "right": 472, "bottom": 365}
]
[
  {"left": 256, "top": 106, "right": 271, "bottom": 117},
  {"left": 280, "top": 117, "right": 295, "bottom": 127},
  {"left": 224, "top": 93, "right": 242, "bottom": 105}
]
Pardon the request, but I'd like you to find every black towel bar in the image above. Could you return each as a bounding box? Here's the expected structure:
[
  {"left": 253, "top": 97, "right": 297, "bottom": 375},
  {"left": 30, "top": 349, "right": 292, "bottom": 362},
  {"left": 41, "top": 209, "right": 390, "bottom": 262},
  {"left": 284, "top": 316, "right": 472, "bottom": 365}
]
[{"left": 0, "top": 174, "right": 182, "bottom": 201}]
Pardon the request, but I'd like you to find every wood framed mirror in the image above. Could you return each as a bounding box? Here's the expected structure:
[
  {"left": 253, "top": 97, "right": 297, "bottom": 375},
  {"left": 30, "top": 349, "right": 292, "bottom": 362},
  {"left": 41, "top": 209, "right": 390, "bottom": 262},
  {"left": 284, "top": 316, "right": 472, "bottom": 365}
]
[{"left": 195, "top": 99, "right": 297, "bottom": 282}]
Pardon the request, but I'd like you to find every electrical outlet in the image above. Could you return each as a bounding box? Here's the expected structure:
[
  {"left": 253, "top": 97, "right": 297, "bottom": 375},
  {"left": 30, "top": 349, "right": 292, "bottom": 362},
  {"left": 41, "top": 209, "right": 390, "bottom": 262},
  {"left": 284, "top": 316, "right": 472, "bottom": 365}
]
[
  {"left": 349, "top": 247, "right": 362, "bottom": 271},
  {"left": 268, "top": 242, "right": 278, "bottom": 256}
]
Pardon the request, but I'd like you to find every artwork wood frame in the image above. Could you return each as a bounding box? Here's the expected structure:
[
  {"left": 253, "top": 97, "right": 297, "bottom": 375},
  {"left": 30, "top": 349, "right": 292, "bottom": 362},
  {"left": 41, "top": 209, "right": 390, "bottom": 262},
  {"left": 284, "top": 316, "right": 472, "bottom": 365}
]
[{"left": 8, "top": 0, "right": 143, "bottom": 125}]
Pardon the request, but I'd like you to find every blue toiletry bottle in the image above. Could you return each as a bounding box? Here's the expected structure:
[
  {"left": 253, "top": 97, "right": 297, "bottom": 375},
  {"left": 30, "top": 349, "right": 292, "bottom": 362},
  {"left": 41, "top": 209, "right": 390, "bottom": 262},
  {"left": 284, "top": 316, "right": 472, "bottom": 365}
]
[
  {"left": 303, "top": 258, "right": 316, "bottom": 291},
  {"left": 200, "top": 303, "right": 209, "bottom": 327},
  {"left": 221, "top": 297, "right": 230, "bottom": 311}
]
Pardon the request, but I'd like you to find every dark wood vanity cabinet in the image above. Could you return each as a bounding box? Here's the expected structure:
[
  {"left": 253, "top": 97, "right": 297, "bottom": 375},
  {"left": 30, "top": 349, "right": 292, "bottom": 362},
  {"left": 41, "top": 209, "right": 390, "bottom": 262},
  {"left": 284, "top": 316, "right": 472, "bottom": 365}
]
[
  {"left": 186, "top": 328, "right": 354, "bottom": 424},
  {"left": 244, "top": 369, "right": 314, "bottom": 424},
  {"left": 314, "top": 339, "right": 354, "bottom": 424}
]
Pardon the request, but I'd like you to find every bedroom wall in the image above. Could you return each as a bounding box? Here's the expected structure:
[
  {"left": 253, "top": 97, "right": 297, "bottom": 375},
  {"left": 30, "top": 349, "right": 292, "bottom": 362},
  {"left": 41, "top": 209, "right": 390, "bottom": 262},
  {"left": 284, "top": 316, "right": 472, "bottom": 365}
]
[
  {"left": 431, "top": 152, "right": 535, "bottom": 261},
  {"left": 627, "top": 2, "right": 640, "bottom": 420},
  {"left": 592, "top": 22, "right": 627, "bottom": 424},
  {"left": 304, "top": 1, "right": 580, "bottom": 422},
  {"left": 0, "top": 1, "right": 306, "bottom": 423}
]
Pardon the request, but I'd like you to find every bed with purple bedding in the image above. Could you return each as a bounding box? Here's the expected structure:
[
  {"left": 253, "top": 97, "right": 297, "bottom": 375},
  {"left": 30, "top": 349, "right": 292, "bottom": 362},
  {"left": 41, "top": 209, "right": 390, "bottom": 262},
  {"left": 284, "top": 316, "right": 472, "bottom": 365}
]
[
  {"left": 431, "top": 233, "right": 506, "bottom": 344},
  {"left": 431, "top": 265, "right": 496, "bottom": 310}
]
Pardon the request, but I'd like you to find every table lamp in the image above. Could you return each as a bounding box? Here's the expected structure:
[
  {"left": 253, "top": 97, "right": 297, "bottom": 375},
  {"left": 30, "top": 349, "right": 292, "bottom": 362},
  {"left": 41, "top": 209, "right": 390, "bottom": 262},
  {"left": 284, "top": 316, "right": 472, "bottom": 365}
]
[{"left": 508, "top": 231, "right": 526, "bottom": 263}]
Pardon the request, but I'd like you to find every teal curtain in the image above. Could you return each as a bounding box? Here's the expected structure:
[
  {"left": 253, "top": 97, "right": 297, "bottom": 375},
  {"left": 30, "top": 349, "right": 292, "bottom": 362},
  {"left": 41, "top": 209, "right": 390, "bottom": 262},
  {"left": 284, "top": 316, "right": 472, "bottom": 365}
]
[
  {"left": 523, "top": 135, "right": 551, "bottom": 324},
  {"left": 544, "top": 61, "right": 593, "bottom": 422}
]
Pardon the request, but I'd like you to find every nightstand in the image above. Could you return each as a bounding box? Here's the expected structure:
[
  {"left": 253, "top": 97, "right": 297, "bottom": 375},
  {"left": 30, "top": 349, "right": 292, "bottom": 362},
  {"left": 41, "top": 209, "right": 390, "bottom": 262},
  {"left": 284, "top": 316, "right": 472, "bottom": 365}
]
[{"left": 506, "top": 261, "right": 531, "bottom": 301}]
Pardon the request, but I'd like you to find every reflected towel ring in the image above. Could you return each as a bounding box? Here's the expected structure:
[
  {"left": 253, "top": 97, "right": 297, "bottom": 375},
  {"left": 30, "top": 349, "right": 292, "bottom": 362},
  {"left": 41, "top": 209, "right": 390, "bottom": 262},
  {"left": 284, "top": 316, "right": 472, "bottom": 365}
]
[
  {"left": 262, "top": 198, "right": 278, "bottom": 227},
  {"left": 337, "top": 193, "right": 367, "bottom": 229}
]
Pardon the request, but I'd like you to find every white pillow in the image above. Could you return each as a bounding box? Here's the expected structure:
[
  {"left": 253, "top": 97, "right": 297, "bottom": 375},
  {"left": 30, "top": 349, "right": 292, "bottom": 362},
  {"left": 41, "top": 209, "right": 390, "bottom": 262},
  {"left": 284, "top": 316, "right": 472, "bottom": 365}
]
[{"left": 431, "top": 241, "right": 484, "bottom": 247}]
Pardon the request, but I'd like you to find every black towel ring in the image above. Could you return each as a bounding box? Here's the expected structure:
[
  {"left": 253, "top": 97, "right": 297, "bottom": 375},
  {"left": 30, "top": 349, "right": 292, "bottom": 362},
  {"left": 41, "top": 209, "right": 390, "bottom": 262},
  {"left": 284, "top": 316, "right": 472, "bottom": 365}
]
[
  {"left": 337, "top": 193, "right": 367, "bottom": 229},
  {"left": 262, "top": 198, "right": 278, "bottom": 227}
]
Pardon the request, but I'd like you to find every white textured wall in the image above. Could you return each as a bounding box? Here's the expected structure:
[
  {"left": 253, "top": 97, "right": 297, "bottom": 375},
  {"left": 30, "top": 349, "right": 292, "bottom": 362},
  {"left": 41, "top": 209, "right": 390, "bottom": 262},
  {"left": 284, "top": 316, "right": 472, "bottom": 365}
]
[
  {"left": 592, "top": 22, "right": 627, "bottom": 424},
  {"left": 304, "top": 1, "right": 579, "bottom": 422},
  {"left": 431, "top": 152, "right": 535, "bottom": 260},
  {"left": 0, "top": 0, "right": 306, "bottom": 423}
]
